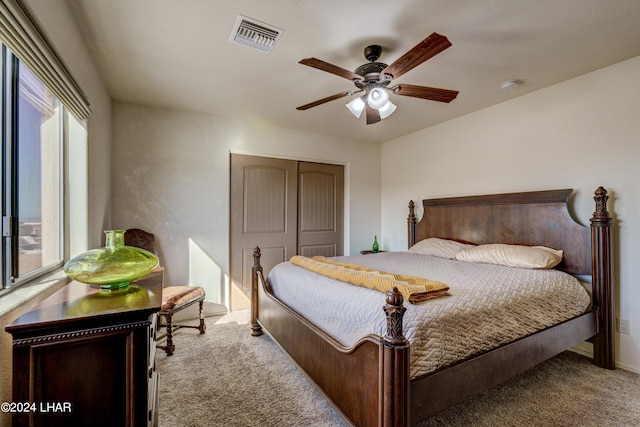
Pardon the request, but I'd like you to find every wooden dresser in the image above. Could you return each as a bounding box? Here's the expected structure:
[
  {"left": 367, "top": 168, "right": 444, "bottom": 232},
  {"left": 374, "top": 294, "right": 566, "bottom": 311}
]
[{"left": 5, "top": 269, "right": 163, "bottom": 427}]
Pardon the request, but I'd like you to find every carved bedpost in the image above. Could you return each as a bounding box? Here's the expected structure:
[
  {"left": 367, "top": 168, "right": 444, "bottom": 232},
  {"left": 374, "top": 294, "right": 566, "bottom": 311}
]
[
  {"left": 384, "top": 287, "right": 408, "bottom": 345},
  {"left": 251, "top": 247, "right": 264, "bottom": 337},
  {"left": 382, "top": 287, "right": 410, "bottom": 426},
  {"left": 590, "top": 187, "right": 615, "bottom": 369},
  {"left": 408, "top": 200, "right": 416, "bottom": 249}
]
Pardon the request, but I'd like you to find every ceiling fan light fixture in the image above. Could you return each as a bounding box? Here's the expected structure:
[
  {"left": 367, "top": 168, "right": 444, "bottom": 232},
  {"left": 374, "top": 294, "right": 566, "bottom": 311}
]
[
  {"left": 346, "top": 96, "right": 366, "bottom": 118},
  {"left": 296, "top": 32, "right": 458, "bottom": 125},
  {"left": 367, "top": 87, "right": 389, "bottom": 109},
  {"left": 378, "top": 100, "right": 397, "bottom": 119}
]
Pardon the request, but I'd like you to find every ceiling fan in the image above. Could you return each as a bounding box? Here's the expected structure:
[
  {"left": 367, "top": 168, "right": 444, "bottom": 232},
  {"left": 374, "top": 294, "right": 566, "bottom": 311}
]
[{"left": 296, "top": 32, "right": 459, "bottom": 125}]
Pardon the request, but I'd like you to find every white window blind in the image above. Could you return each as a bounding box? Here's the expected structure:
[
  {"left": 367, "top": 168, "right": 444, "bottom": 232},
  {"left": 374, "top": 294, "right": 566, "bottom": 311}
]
[{"left": 0, "top": 0, "right": 90, "bottom": 119}]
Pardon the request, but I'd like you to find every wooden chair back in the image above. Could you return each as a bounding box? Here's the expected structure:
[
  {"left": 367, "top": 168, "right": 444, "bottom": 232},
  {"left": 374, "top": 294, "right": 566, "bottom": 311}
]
[{"left": 124, "top": 228, "right": 158, "bottom": 256}]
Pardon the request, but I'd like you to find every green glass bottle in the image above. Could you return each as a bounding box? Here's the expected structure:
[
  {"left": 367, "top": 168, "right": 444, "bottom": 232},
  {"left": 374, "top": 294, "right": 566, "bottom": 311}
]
[
  {"left": 372, "top": 235, "right": 379, "bottom": 253},
  {"left": 63, "top": 230, "right": 159, "bottom": 290}
]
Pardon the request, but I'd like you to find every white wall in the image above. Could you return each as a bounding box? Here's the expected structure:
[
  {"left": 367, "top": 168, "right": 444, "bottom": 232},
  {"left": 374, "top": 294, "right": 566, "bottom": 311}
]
[
  {"left": 110, "top": 102, "right": 381, "bottom": 311},
  {"left": 381, "top": 56, "right": 640, "bottom": 372},
  {"left": 0, "top": 1, "right": 113, "bottom": 424}
]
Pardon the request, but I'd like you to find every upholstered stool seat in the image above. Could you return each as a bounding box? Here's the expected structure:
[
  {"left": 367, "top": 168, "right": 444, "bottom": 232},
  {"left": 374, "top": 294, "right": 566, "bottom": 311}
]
[
  {"left": 157, "top": 285, "right": 206, "bottom": 356},
  {"left": 125, "top": 228, "right": 206, "bottom": 356},
  {"left": 161, "top": 286, "right": 205, "bottom": 312}
]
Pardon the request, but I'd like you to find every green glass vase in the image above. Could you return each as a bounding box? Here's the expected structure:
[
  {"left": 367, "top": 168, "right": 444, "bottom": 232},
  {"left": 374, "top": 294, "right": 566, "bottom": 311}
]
[{"left": 63, "top": 230, "right": 158, "bottom": 290}]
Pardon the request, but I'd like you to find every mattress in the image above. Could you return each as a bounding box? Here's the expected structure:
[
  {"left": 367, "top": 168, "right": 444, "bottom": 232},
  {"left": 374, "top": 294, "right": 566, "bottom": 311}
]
[{"left": 266, "top": 251, "right": 591, "bottom": 379}]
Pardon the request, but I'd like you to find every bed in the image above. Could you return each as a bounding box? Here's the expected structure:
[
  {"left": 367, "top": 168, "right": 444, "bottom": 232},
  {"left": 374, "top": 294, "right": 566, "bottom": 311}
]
[{"left": 249, "top": 187, "right": 614, "bottom": 426}]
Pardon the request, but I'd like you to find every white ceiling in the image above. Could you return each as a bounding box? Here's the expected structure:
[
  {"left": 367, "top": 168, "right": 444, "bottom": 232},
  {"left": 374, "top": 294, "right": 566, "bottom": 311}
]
[{"left": 65, "top": 0, "right": 640, "bottom": 143}]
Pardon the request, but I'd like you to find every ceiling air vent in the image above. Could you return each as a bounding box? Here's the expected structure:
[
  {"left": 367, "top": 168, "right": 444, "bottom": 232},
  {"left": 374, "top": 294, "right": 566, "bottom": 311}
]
[{"left": 230, "top": 15, "right": 284, "bottom": 53}]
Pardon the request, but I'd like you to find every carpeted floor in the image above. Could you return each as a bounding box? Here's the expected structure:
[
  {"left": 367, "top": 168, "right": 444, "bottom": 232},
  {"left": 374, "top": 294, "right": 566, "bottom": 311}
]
[
  {"left": 156, "top": 310, "right": 346, "bottom": 427},
  {"left": 157, "top": 310, "right": 640, "bottom": 427}
]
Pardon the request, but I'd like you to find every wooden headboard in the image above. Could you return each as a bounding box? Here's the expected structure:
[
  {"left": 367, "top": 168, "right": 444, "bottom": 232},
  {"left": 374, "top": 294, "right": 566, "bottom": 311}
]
[
  {"left": 408, "top": 188, "right": 595, "bottom": 275},
  {"left": 408, "top": 186, "right": 615, "bottom": 367}
]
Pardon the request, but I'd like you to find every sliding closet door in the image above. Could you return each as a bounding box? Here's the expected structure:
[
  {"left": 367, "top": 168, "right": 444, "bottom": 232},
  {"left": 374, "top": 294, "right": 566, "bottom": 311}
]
[
  {"left": 230, "top": 154, "right": 298, "bottom": 309},
  {"left": 230, "top": 155, "right": 344, "bottom": 309},
  {"left": 298, "top": 162, "right": 344, "bottom": 257}
]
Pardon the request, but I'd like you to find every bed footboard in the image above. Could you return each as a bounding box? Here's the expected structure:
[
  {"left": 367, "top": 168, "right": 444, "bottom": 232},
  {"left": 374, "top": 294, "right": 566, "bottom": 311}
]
[{"left": 251, "top": 247, "right": 411, "bottom": 427}]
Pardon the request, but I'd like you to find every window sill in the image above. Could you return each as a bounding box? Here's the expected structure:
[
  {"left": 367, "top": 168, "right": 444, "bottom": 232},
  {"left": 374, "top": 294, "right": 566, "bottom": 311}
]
[{"left": 0, "top": 269, "right": 71, "bottom": 319}]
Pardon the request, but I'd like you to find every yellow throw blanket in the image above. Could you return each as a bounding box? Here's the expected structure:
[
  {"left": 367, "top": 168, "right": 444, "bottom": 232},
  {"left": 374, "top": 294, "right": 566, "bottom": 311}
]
[{"left": 289, "top": 255, "right": 449, "bottom": 303}]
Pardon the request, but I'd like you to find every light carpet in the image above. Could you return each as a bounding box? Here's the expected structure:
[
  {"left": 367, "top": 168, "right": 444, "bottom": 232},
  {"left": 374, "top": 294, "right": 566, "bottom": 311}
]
[{"left": 157, "top": 310, "right": 640, "bottom": 426}]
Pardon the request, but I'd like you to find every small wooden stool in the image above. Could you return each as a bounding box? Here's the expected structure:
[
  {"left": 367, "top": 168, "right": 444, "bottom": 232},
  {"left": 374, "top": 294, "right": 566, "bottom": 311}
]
[
  {"left": 124, "top": 228, "right": 207, "bottom": 356},
  {"left": 157, "top": 285, "right": 206, "bottom": 356}
]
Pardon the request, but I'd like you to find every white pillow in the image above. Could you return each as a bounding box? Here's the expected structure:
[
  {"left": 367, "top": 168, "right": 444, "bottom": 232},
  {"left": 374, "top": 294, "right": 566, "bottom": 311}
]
[
  {"left": 408, "top": 238, "right": 475, "bottom": 259},
  {"left": 455, "top": 243, "right": 563, "bottom": 269}
]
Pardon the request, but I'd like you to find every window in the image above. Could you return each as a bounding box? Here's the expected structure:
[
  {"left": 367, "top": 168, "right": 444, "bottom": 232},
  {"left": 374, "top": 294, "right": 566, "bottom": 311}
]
[
  {"left": 2, "top": 45, "right": 64, "bottom": 286},
  {"left": 0, "top": 0, "right": 90, "bottom": 292},
  {"left": 2, "top": 44, "right": 64, "bottom": 288}
]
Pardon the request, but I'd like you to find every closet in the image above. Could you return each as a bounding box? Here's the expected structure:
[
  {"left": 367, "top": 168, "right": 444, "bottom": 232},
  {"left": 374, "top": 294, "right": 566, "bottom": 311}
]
[{"left": 230, "top": 154, "right": 344, "bottom": 309}]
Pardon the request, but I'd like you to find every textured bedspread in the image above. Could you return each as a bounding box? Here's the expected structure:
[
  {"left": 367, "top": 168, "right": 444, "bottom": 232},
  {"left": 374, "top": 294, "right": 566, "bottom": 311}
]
[{"left": 266, "top": 252, "right": 591, "bottom": 379}]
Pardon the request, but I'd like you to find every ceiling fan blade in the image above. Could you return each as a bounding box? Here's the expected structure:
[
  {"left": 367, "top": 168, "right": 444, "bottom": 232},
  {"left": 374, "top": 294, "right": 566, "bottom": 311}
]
[
  {"left": 381, "top": 33, "right": 452, "bottom": 79},
  {"left": 365, "top": 104, "right": 381, "bottom": 125},
  {"left": 394, "top": 84, "right": 459, "bottom": 103},
  {"left": 296, "top": 91, "right": 352, "bottom": 110},
  {"left": 299, "top": 58, "right": 363, "bottom": 81}
]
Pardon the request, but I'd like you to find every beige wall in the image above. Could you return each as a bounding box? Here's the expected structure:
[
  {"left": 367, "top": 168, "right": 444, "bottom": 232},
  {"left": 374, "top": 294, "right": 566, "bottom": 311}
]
[
  {"left": 381, "top": 55, "right": 640, "bottom": 372},
  {"left": 110, "top": 102, "right": 381, "bottom": 311},
  {"left": 0, "top": 1, "right": 113, "bottom": 424}
]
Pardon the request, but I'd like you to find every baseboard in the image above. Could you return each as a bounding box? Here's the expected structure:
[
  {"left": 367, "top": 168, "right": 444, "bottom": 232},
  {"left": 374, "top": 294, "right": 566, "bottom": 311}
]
[
  {"left": 569, "top": 342, "right": 639, "bottom": 374},
  {"left": 569, "top": 341, "right": 593, "bottom": 358},
  {"left": 159, "top": 301, "right": 227, "bottom": 325}
]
